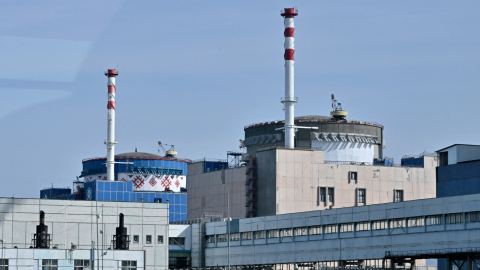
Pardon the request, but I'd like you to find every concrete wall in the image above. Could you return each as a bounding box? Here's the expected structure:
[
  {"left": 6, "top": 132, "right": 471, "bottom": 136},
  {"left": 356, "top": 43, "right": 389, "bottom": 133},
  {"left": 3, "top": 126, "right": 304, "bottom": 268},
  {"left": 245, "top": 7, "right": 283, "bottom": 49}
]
[
  {"left": 261, "top": 149, "right": 436, "bottom": 215},
  {"left": 187, "top": 150, "right": 436, "bottom": 220},
  {"left": 187, "top": 165, "right": 247, "bottom": 219},
  {"left": 0, "top": 248, "right": 144, "bottom": 270},
  {"left": 204, "top": 193, "right": 480, "bottom": 267},
  {"left": 0, "top": 198, "right": 168, "bottom": 270}
]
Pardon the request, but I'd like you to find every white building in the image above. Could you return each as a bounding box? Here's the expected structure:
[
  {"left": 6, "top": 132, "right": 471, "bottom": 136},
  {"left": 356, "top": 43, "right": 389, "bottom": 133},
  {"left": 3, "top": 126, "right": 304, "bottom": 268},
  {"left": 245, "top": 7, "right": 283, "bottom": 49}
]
[{"left": 0, "top": 198, "right": 169, "bottom": 269}]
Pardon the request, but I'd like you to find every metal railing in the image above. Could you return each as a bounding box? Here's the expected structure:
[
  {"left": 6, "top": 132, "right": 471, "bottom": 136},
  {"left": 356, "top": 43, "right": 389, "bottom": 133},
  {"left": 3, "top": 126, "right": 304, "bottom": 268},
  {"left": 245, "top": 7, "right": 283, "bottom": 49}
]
[
  {"left": 244, "top": 118, "right": 384, "bottom": 130},
  {"left": 257, "top": 146, "right": 323, "bottom": 152},
  {"left": 386, "top": 247, "right": 480, "bottom": 258},
  {"left": 190, "top": 158, "right": 227, "bottom": 163},
  {"left": 325, "top": 160, "right": 424, "bottom": 168}
]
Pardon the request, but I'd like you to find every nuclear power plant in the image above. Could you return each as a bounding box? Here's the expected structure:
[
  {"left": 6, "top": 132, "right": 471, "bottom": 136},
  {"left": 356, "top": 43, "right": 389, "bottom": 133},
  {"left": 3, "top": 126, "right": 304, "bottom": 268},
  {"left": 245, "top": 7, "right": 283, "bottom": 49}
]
[{"left": 1, "top": 7, "right": 480, "bottom": 270}]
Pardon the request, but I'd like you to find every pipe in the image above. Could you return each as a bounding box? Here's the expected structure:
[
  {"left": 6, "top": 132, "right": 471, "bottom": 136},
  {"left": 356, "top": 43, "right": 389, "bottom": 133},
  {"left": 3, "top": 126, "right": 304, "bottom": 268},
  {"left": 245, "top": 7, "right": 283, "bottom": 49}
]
[
  {"left": 281, "top": 8, "right": 298, "bottom": 149},
  {"left": 39, "top": 211, "right": 45, "bottom": 225},
  {"left": 119, "top": 213, "right": 124, "bottom": 228},
  {"left": 105, "top": 69, "right": 118, "bottom": 181}
]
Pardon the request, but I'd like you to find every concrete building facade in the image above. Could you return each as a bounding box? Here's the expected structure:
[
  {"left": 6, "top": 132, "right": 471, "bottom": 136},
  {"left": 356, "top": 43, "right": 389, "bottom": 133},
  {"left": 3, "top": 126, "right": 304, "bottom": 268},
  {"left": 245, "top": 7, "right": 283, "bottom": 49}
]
[
  {"left": 187, "top": 161, "right": 246, "bottom": 219},
  {"left": 188, "top": 149, "right": 437, "bottom": 220},
  {"left": 202, "top": 193, "right": 480, "bottom": 268},
  {"left": 0, "top": 198, "right": 169, "bottom": 269}
]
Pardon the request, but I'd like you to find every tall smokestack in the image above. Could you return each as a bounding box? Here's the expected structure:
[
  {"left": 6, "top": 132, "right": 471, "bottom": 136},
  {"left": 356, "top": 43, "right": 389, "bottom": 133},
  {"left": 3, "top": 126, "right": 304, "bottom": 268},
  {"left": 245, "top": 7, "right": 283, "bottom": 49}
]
[
  {"left": 105, "top": 69, "right": 118, "bottom": 181},
  {"left": 281, "top": 8, "right": 298, "bottom": 149}
]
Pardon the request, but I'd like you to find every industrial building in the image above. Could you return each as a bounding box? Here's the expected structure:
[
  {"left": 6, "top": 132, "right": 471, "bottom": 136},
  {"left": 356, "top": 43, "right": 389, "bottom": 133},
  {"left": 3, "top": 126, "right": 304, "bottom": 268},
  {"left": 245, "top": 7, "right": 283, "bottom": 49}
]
[
  {"left": 187, "top": 7, "right": 438, "bottom": 220},
  {"left": 0, "top": 198, "right": 169, "bottom": 269},
  {"left": 40, "top": 69, "right": 190, "bottom": 222}
]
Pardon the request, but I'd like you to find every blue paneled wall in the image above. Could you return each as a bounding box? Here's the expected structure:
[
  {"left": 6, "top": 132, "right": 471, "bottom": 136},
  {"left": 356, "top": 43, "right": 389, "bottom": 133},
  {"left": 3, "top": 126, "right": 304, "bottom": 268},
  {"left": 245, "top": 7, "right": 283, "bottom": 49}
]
[
  {"left": 81, "top": 158, "right": 188, "bottom": 180},
  {"left": 41, "top": 181, "right": 187, "bottom": 222}
]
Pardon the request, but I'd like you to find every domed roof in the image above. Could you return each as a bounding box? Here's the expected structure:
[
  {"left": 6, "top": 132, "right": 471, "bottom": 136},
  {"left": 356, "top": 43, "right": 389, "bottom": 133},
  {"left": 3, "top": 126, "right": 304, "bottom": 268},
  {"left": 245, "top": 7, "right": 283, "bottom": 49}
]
[{"left": 115, "top": 152, "right": 163, "bottom": 159}]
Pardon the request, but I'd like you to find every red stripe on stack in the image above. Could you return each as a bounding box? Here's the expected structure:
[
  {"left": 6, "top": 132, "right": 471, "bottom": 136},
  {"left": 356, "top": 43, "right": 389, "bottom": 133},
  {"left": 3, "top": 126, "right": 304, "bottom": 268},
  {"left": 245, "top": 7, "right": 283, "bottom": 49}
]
[
  {"left": 107, "top": 101, "right": 116, "bottom": 109},
  {"left": 108, "top": 85, "right": 116, "bottom": 93},
  {"left": 284, "top": 49, "right": 295, "bottom": 61},
  {"left": 284, "top": 28, "right": 294, "bottom": 37}
]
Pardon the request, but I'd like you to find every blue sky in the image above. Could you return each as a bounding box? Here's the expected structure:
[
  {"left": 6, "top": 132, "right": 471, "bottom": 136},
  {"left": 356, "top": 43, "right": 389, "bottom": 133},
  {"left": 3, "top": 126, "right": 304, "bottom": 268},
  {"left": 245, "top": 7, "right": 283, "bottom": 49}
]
[{"left": 1, "top": 1, "right": 479, "bottom": 197}]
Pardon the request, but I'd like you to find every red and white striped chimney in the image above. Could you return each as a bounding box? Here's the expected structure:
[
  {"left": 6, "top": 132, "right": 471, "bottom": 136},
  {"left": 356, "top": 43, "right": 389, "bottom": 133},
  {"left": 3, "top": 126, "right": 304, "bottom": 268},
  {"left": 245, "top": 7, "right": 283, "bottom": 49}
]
[
  {"left": 105, "top": 69, "right": 118, "bottom": 181},
  {"left": 281, "top": 8, "right": 298, "bottom": 149}
]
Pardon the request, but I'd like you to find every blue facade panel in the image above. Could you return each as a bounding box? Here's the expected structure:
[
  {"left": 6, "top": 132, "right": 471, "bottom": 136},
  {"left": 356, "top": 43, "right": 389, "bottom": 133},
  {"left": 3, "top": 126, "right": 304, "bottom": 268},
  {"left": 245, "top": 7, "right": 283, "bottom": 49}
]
[
  {"left": 40, "top": 180, "right": 187, "bottom": 222},
  {"left": 82, "top": 157, "right": 189, "bottom": 179},
  {"left": 401, "top": 157, "right": 424, "bottom": 167},
  {"left": 437, "top": 160, "right": 480, "bottom": 197}
]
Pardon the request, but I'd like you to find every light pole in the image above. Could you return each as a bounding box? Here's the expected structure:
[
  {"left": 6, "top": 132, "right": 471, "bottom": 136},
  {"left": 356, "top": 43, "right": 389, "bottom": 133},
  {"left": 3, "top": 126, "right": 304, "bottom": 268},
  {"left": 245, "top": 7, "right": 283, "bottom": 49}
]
[
  {"left": 223, "top": 186, "right": 231, "bottom": 270},
  {"left": 0, "top": 239, "right": 4, "bottom": 266},
  {"left": 96, "top": 213, "right": 101, "bottom": 270}
]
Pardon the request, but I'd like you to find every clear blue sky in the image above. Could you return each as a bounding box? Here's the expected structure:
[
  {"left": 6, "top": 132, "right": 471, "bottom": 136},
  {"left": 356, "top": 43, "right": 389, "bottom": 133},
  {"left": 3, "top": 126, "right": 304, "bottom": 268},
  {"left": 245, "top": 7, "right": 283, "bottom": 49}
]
[{"left": 1, "top": 1, "right": 479, "bottom": 198}]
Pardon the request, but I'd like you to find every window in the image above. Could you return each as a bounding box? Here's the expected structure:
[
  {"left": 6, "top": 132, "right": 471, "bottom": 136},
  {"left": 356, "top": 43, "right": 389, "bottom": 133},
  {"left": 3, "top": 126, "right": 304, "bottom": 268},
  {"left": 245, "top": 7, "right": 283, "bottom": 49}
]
[
  {"left": 318, "top": 187, "right": 327, "bottom": 205},
  {"left": 280, "top": 228, "right": 293, "bottom": 237},
  {"left": 74, "top": 260, "right": 90, "bottom": 270},
  {"left": 467, "top": 212, "right": 480, "bottom": 223},
  {"left": 394, "top": 190, "right": 404, "bottom": 202},
  {"left": 157, "top": 235, "right": 164, "bottom": 244},
  {"left": 357, "top": 189, "right": 366, "bottom": 204},
  {"left": 206, "top": 235, "right": 215, "bottom": 243},
  {"left": 439, "top": 151, "right": 448, "bottom": 166},
  {"left": 241, "top": 232, "right": 252, "bottom": 240},
  {"left": 356, "top": 221, "right": 370, "bottom": 231},
  {"left": 294, "top": 227, "right": 307, "bottom": 236},
  {"left": 121, "top": 261, "right": 137, "bottom": 270},
  {"left": 230, "top": 233, "right": 240, "bottom": 241},
  {"left": 340, "top": 223, "right": 353, "bottom": 232},
  {"left": 390, "top": 219, "right": 405, "bottom": 228},
  {"left": 42, "top": 259, "right": 58, "bottom": 270},
  {"left": 324, "top": 224, "right": 337, "bottom": 234},
  {"left": 217, "top": 234, "right": 227, "bottom": 242},
  {"left": 328, "top": 188, "right": 334, "bottom": 204},
  {"left": 133, "top": 235, "right": 139, "bottom": 244},
  {"left": 408, "top": 217, "right": 424, "bottom": 227},
  {"left": 426, "top": 215, "right": 443, "bottom": 226},
  {"left": 146, "top": 235, "right": 152, "bottom": 244},
  {"left": 446, "top": 213, "right": 463, "bottom": 224},
  {"left": 349, "top": 172, "right": 358, "bottom": 183},
  {"left": 169, "top": 237, "right": 186, "bottom": 245},
  {"left": 267, "top": 229, "right": 278, "bottom": 238},
  {"left": 254, "top": 231, "right": 265, "bottom": 239},
  {"left": 309, "top": 225, "right": 322, "bottom": 235},
  {"left": 0, "top": 259, "right": 8, "bottom": 270},
  {"left": 372, "top": 220, "right": 387, "bottom": 230}
]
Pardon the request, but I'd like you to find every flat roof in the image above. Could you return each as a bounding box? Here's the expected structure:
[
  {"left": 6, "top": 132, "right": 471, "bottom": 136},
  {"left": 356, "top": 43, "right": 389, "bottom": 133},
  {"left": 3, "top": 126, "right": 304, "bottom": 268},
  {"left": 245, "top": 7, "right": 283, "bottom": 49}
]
[{"left": 436, "top": 144, "right": 480, "bottom": 152}]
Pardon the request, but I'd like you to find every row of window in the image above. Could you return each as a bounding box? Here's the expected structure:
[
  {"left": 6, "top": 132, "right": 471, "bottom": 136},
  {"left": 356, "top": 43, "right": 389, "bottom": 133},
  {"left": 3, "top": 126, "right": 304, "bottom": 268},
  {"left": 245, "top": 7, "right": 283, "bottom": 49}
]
[
  {"left": 131, "top": 235, "right": 185, "bottom": 245},
  {"left": 317, "top": 187, "right": 404, "bottom": 206},
  {"left": 206, "top": 212, "right": 480, "bottom": 243},
  {"left": 38, "top": 260, "right": 137, "bottom": 270}
]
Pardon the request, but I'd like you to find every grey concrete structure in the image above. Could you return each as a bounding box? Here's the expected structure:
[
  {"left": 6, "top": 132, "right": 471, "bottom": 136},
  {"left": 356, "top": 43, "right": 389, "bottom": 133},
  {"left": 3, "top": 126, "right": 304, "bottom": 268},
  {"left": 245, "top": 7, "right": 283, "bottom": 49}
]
[
  {"left": 0, "top": 198, "right": 169, "bottom": 269},
  {"left": 203, "top": 193, "right": 480, "bottom": 268},
  {"left": 187, "top": 149, "right": 437, "bottom": 220},
  {"left": 187, "top": 162, "right": 247, "bottom": 220},
  {"left": 244, "top": 115, "right": 384, "bottom": 160},
  {"left": 255, "top": 148, "right": 436, "bottom": 216}
]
